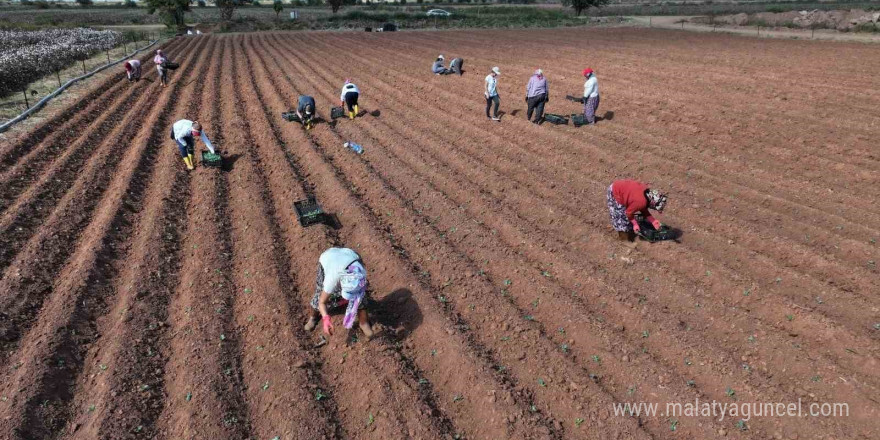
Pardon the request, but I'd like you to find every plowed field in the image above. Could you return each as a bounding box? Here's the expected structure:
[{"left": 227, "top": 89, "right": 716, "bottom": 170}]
[{"left": 1, "top": 28, "right": 878, "bottom": 440}]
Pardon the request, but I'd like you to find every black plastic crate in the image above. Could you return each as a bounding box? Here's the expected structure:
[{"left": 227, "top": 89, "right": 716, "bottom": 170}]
[
  {"left": 330, "top": 106, "right": 345, "bottom": 119},
  {"left": 544, "top": 113, "right": 568, "bottom": 125},
  {"left": 294, "top": 197, "right": 327, "bottom": 227},
  {"left": 566, "top": 95, "right": 584, "bottom": 104},
  {"left": 201, "top": 151, "right": 222, "bottom": 168},
  {"left": 571, "top": 114, "right": 589, "bottom": 127},
  {"left": 282, "top": 112, "right": 302, "bottom": 123},
  {"left": 635, "top": 220, "right": 679, "bottom": 242}
]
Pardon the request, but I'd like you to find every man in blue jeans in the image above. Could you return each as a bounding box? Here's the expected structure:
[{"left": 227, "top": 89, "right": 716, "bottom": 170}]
[
  {"left": 485, "top": 66, "right": 501, "bottom": 121},
  {"left": 170, "top": 119, "right": 216, "bottom": 170}
]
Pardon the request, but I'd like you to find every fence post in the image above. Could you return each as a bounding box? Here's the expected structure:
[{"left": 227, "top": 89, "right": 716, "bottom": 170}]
[
  {"left": 811, "top": 27, "right": 815, "bottom": 39},
  {"left": 106, "top": 49, "right": 111, "bottom": 64},
  {"left": 22, "top": 89, "right": 29, "bottom": 110},
  {"left": 56, "top": 71, "right": 62, "bottom": 88},
  {"left": 82, "top": 59, "right": 87, "bottom": 74},
  {"left": 681, "top": 21, "right": 684, "bottom": 30},
  {"left": 649, "top": 16, "right": 652, "bottom": 27}
]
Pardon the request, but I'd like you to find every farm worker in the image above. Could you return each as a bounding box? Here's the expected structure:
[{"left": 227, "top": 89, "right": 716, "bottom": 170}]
[
  {"left": 340, "top": 79, "right": 360, "bottom": 120},
  {"left": 606, "top": 179, "right": 667, "bottom": 242},
  {"left": 525, "top": 68, "right": 549, "bottom": 124},
  {"left": 296, "top": 95, "right": 316, "bottom": 130},
  {"left": 124, "top": 59, "right": 141, "bottom": 82},
  {"left": 485, "top": 66, "right": 501, "bottom": 121},
  {"left": 171, "top": 119, "right": 215, "bottom": 171},
  {"left": 582, "top": 68, "right": 600, "bottom": 125},
  {"left": 304, "top": 247, "right": 375, "bottom": 339},
  {"left": 154, "top": 49, "right": 168, "bottom": 87},
  {"left": 449, "top": 57, "right": 464, "bottom": 76},
  {"left": 432, "top": 54, "right": 448, "bottom": 75}
]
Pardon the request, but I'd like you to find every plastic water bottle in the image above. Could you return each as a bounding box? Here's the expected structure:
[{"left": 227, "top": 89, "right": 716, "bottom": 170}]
[{"left": 343, "top": 141, "right": 363, "bottom": 155}]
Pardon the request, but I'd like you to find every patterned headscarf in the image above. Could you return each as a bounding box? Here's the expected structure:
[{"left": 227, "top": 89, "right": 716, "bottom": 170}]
[
  {"left": 340, "top": 263, "right": 366, "bottom": 329},
  {"left": 646, "top": 189, "right": 668, "bottom": 212}
]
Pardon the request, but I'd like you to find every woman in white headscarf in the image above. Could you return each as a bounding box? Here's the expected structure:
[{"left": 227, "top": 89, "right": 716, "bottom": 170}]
[{"left": 304, "top": 247, "right": 375, "bottom": 339}]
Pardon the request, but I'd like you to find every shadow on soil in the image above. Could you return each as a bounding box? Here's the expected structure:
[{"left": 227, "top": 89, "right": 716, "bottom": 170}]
[
  {"left": 372, "top": 288, "right": 422, "bottom": 340},
  {"left": 221, "top": 153, "right": 242, "bottom": 172}
]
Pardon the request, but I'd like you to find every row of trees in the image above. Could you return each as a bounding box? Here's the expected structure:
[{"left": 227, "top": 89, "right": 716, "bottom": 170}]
[
  {"left": 143, "top": 0, "right": 609, "bottom": 29},
  {"left": 0, "top": 28, "right": 122, "bottom": 98}
]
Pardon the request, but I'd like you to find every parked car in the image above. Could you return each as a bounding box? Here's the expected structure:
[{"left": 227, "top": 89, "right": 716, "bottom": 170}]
[{"left": 426, "top": 9, "right": 452, "bottom": 17}]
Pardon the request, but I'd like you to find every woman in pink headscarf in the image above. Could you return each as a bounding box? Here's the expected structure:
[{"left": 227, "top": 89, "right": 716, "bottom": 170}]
[{"left": 154, "top": 49, "right": 168, "bottom": 87}]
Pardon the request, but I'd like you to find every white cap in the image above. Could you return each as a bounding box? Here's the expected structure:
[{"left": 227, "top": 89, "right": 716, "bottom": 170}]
[
  {"left": 535, "top": 68, "right": 543, "bottom": 75},
  {"left": 438, "top": 54, "right": 444, "bottom": 60},
  {"left": 492, "top": 66, "right": 500, "bottom": 75}
]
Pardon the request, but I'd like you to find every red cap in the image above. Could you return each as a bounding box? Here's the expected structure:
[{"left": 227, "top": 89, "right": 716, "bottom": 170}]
[{"left": 583, "top": 68, "right": 594, "bottom": 76}]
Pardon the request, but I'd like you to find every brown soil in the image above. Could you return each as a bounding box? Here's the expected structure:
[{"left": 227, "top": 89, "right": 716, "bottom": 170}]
[{"left": 0, "top": 28, "right": 878, "bottom": 440}]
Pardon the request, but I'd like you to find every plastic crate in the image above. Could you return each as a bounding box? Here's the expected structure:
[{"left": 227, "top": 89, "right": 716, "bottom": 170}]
[
  {"left": 566, "top": 95, "right": 584, "bottom": 103},
  {"left": 294, "top": 197, "right": 327, "bottom": 227},
  {"left": 571, "top": 114, "right": 589, "bottom": 127},
  {"left": 330, "top": 106, "right": 345, "bottom": 120},
  {"left": 635, "top": 221, "right": 678, "bottom": 242},
  {"left": 282, "top": 112, "right": 302, "bottom": 122},
  {"left": 201, "top": 151, "right": 222, "bottom": 168},
  {"left": 544, "top": 113, "right": 568, "bottom": 125}
]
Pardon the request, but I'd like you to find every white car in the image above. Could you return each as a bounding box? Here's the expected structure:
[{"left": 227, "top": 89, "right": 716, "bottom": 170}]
[{"left": 426, "top": 9, "right": 452, "bottom": 17}]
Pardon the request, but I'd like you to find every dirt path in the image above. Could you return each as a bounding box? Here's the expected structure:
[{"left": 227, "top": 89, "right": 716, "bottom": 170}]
[
  {"left": 631, "top": 15, "right": 880, "bottom": 43},
  {"left": 0, "top": 28, "right": 877, "bottom": 440}
]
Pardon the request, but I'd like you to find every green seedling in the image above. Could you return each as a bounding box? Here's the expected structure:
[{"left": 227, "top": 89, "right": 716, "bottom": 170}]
[
  {"left": 272, "top": 437, "right": 280, "bottom": 440},
  {"left": 503, "top": 279, "right": 512, "bottom": 286},
  {"left": 775, "top": 277, "right": 782, "bottom": 284},
  {"left": 743, "top": 289, "right": 750, "bottom": 296},
  {"left": 748, "top": 335, "right": 756, "bottom": 343},
  {"left": 627, "top": 386, "right": 636, "bottom": 396},
  {"left": 220, "top": 334, "right": 226, "bottom": 341},
  {"left": 418, "top": 378, "right": 428, "bottom": 385},
  {"left": 592, "top": 355, "right": 601, "bottom": 364},
  {"left": 736, "top": 419, "right": 748, "bottom": 431},
  {"left": 244, "top": 288, "right": 252, "bottom": 294},
  {"left": 431, "top": 349, "right": 437, "bottom": 356},
  {"left": 541, "top": 271, "right": 551, "bottom": 277},
  {"left": 140, "top": 384, "right": 150, "bottom": 391},
  {"left": 315, "top": 389, "right": 326, "bottom": 401},
  {"left": 468, "top": 304, "right": 475, "bottom": 311},
  {"left": 537, "top": 378, "right": 546, "bottom": 387},
  {"left": 684, "top": 358, "right": 692, "bottom": 366},
  {"left": 641, "top": 330, "right": 650, "bottom": 338},
  {"left": 726, "top": 387, "right": 735, "bottom": 398},
  {"left": 247, "top": 315, "right": 255, "bottom": 322},
  {"left": 529, "top": 404, "right": 537, "bottom": 412},
  {"left": 88, "top": 404, "right": 96, "bottom": 412},
  {"left": 558, "top": 327, "right": 565, "bottom": 334},
  {"left": 811, "top": 375, "right": 822, "bottom": 382},
  {"left": 438, "top": 295, "right": 447, "bottom": 303},
  {"left": 185, "top": 392, "right": 192, "bottom": 402},
  {"left": 524, "top": 315, "right": 534, "bottom": 321},
  {"left": 99, "top": 364, "right": 108, "bottom": 371},
  {"left": 497, "top": 365, "right": 506, "bottom": 372},
  {"left": 560, "top": 344, "right": 569, "bottom": 353},
  {"left": 367, "top": 413, "right": 375, "bottom": 427},
  {"left": 262, "top": 381, "right": 269, "bottom": 391},
  {"left": 500, "top": 336, "right": 510, "bottom": 341},
  {"left": 670, "top": 419, "right": 679, "bottom": 431},
  {"left": 686, "top": 380, "right": 695, "bottom": 387},
  {"left": 786, "top": 315, "right": 794, "bottom": 322},
  {"left": 223, "top": 416, "right": 238, "bottom": 427},
  {"left": 532, "top": 298, "right": 540, "bottom": 307},
  {"left": 134, "top": 425, "right": 143, "bottom": 433},
  {"left": 453, "top": 394, "right": 464, "bottom": 403},
  {"left": 873, "top": 323, "right": 880, "bottom": 331},
  {"left": 575, "top": 417, "right": 585, "bottom": 427}
]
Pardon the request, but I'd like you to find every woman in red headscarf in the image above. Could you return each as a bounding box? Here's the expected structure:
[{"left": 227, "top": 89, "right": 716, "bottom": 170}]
[{"left": 582, "top": 68, "right": 600, "bottom": 125}]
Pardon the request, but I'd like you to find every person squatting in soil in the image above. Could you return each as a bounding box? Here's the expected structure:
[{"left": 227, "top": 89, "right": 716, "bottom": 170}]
[
  {"left": 582, "top": 67, "right": 600, "bottom": 124},
  {"left": 154, "top": 50, "right": 168, "bottom": 87},
  {"left": 304, "top": 247, "right": 375, "bottom": 339},
  {"left": 340, "top": 79, "right": 360, "bottom": 120},
  {"left": 124, "top": 59, "right": 141, "bottom": 82},
  {"left": 607, "top": 179, "right": 668, "bottom": 242},
  {"left": 525, "top": 68, "right": 549, "bottom": 124},
  {"left": 296, "top": 94, "right": 316, "bottom": 130},
  {"left": 432, "top": 55, "right": 449, "bottom": 75},
  {"left": 485, "top": 66, "right": 501, "bottom": 121},
  {"left": 171, "top": 119, "right": 216, "bottom": 171}
]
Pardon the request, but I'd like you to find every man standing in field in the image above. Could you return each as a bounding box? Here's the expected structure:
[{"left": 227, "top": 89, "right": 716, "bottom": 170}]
[
  {"left": 124, "top": 59, "right": 141, "bottom": 82},
  {"left": 304, "top": 247, "right": 375, "bottom": 340},
  {"left": 296, "top": 94, "right": 316, "bottom": 130},
  {"left": 525, "top": 68, "right": 549, "bottom": 124},
  {"left": 171, "top": 119, "right": 216, "bottom": 170},
  {"left": 485, "top": 66, "right": 501, "bottom": 121},
  {"left": 582, "top": 67, "right": 600, "bottom": 125},
  {"left": 154, "top": 49, "right": 168, "bottom": 87}
]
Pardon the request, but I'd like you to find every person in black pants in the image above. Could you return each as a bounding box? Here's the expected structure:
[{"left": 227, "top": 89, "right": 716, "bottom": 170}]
[
  {"left": 340, "top": 80, "right": 360, "bottom": 120},
  {"left": 525, "top": 69, "right": 549, "bottom": 124}
]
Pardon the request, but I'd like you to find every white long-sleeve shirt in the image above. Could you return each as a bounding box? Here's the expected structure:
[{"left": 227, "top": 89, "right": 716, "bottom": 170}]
[
  {"left": 340, "top": 83, "right": 360, "bottom": 101},
  {"left": 485, "top": 74, "right": 498, "bottom": 97},
  {"left": 172, "top": 119, "right": 215, "bottom": 154},
  {"left": 583, "top": 75, "right": 599, "bottom": 98}
]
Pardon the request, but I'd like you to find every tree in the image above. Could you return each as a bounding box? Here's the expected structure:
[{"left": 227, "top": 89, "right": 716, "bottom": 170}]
[
  {"left": 75, "top": 0, "right": 93, "bottom": 6},
  {"left": 327, "top": 0, "right": 342, "bottom": 13},
  {"left": 214, "top": 0, "right": 245, "bottom": 22},
  {"left": 570, "top": 0, "right": 607, "bottom": 16},
  {"left": 273, "top": 0, "right": 283, "bottom": 20},
  {"left": 144, "top": 0, "right": 190, "bottom": 30}
]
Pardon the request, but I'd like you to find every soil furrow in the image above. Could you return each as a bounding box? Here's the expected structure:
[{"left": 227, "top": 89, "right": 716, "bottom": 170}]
[
  {"left": 0, "top": 36, "right": 208, "bottom": 440},
  {"left": 0, "top": 37, "right": 205, "bottom": 365}
]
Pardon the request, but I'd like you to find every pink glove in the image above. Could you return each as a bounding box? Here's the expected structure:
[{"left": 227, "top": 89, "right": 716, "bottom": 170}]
[
  {"left": 322, "top": 315, "right": 334, "bottom": 336},
  {"left": 631, "top": 219, "right": 641, "bottom": 232},
  {"left": 646, "top": 215, "right": 662, "bottom": 230}
]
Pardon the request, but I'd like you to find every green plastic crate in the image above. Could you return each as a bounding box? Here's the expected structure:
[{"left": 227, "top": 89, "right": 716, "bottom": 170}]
[{"left": 201, "top": 151, "right": 222, "bottom": 168}]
